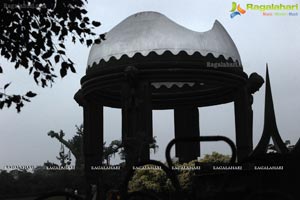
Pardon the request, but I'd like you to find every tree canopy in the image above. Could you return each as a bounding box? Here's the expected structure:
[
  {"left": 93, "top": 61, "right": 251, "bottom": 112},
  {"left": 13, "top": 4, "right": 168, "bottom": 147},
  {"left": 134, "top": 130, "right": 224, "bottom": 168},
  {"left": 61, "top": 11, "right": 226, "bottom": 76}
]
[
  {"left": 200, "top": 152, "right": 231, "bottom": 163},
  {"left": 48, "top": 125, "right": 84, "bottom": 169},
  {"left": 0, "top": 0, "right": 102, "bottom": 112},
  {"left": 48, "top": 125, "right": 160, "bottom": 167}
]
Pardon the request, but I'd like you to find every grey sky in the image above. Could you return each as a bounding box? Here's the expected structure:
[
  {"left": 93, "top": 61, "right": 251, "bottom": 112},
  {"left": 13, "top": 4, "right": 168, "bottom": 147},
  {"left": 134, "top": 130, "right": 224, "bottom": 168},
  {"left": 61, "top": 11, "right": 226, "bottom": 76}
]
[{"left": 0, "top": 0, "right": 300, "bottom": 168}]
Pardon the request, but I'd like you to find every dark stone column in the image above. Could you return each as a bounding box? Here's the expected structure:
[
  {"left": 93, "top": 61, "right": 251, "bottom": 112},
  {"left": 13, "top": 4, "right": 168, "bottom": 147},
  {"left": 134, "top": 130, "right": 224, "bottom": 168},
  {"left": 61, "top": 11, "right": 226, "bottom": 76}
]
[
  {"left": 83, "top": 102, "right": 104, "bottom": 200},
  {"left": 121, "top": 67, "right": 153, "bottom": 166},
  {"left": 234, "top": 87, "right": 253, "bottom": 162},
  {"left": 174, "top": 106, "right": 200, "bottom": 163},
  {"left": 75, "top": 90, "right": 105, "bottom": 200}
]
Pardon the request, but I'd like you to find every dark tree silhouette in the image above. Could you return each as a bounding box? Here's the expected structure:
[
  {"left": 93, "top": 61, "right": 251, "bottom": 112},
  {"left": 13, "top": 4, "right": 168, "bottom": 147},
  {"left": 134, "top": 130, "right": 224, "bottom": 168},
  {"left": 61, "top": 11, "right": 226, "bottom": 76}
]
[
  {"left": 56, "top": 144, "right": 72, "bottom": 167},
  {"left": 0, "top": 0, "right": 103, "bottom": 112},
  {"left": 48, "top": 125, "right": 84, "bottom": 169},
  {"left": 267, "top": 140, "right": 294, "bottom": 153},
  {"left": 103, "top": 140, "right": 123, "bottom": 165},
  {"left": 48, "top": 125, "right": 159, "bottom": 167}
]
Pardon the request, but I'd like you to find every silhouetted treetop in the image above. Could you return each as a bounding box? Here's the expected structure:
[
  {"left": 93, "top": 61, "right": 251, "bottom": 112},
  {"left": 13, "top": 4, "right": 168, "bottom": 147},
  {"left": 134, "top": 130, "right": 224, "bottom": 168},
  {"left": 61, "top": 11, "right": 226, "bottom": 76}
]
[{"left": 0, "top": 0, "right": 103, "bottom": 112}]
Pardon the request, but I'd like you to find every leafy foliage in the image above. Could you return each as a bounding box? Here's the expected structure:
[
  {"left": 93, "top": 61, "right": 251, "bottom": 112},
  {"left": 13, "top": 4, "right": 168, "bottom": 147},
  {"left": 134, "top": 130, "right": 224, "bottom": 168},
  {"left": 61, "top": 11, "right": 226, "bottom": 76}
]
[
  {"left": 199, "top": 152, "right": 231, "bottom": 163},
  {"left": 0, "top": 0, "right": 103, "bottom": 112},
  {"left": 129, "top": 153, "right": 231, "bottom": 195},
  {"left": 175, "top": 160, "right": 198, "bottom": 192},
  {"left": 129, "top": 164, "right": 174, "bottom": 194},
  {"left": 0, "top": 83, "right": 37, "bottom": 112}
]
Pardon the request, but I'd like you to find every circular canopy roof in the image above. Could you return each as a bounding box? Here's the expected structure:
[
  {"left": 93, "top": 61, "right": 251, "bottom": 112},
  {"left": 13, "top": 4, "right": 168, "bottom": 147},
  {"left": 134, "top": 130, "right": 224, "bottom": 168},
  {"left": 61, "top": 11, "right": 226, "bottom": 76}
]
[
  {"left": 87, "top": 11, "right": 242, "bottom": 69},
  {"left": 80, "top": 11, "right": 247, "bottom": 109}
]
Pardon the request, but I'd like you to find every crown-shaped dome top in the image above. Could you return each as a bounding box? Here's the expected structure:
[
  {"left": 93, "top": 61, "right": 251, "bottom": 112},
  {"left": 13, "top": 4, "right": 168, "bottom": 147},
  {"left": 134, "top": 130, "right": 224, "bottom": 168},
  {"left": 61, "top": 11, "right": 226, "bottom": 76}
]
[{"left": 87, "top": 11, "right": 242, "bottom": 68}]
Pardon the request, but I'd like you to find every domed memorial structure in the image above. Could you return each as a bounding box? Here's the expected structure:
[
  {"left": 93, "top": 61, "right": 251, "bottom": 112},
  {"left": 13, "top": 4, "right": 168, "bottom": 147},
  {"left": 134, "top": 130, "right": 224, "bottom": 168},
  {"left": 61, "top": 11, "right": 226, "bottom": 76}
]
[{"left": 75, "top": 11, "right": 263, "bottom": 180}]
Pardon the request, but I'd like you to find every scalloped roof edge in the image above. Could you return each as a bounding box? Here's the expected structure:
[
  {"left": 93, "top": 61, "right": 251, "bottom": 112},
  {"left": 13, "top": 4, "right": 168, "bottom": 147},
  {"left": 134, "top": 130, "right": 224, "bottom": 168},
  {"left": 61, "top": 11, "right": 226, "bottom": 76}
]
[{"left": 87, "top": 11, "right": 242, "bottom": 68}]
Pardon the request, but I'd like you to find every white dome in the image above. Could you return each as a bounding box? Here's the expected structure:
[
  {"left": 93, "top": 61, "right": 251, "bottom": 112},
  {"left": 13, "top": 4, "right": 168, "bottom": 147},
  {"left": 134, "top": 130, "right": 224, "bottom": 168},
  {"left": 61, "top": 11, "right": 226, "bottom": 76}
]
[{"left": 87, "top": 11, "right": 242, "bottom": 68}]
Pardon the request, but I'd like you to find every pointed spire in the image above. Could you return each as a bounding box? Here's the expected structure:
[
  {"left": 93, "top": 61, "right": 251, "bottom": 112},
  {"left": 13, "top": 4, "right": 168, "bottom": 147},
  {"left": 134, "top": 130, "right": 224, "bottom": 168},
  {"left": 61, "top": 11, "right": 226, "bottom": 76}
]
[
  {"left": 264, "top": 64, "right": 278, "bottom": 134},
  {"left": 251, "top": 64, "right": 288, "bottom": 156}
]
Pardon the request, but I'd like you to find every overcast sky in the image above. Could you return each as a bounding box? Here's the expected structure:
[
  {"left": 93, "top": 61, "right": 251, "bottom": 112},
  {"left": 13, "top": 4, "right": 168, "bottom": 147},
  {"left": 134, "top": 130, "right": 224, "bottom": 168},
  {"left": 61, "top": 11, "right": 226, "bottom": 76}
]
[{"left": 0, "top": 0, "right": 300, "bottom": 169}]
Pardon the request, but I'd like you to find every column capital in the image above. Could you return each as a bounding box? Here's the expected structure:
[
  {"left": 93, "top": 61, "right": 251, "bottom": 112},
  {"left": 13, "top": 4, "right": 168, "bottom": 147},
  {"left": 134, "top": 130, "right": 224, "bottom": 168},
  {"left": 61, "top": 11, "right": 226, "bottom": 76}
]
[{"left": 74, "top": 89, "right": 87, "bottom": 107}]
